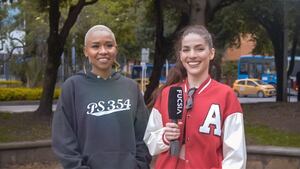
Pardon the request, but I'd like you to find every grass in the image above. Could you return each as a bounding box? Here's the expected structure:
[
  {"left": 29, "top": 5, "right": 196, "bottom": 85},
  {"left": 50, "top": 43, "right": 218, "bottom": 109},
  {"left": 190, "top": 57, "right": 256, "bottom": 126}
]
[
  {"left": 245, "top": 124, "right": 300, "bottom": 147},
  {"left": 0, "top": 112, "right": 51, "bottom": 143},
  {"left": 0, "top": 102, "right": 300, "bottom": 148}
]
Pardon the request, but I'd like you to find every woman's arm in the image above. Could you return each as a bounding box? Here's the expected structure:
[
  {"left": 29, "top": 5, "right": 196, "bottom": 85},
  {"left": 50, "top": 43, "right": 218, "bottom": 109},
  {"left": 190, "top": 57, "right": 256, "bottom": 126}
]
[
  {"left": 222, "top": 113, "right": 247, "bottom": 169},
  {"left": 143, "top": 108, "right": 170, "bottom": 156},
  {"left": 52, "top": 81, "right": 90, "bottom": 169},
  {"left": 134, "top": 90, "right": 152, "bottom": 169}
]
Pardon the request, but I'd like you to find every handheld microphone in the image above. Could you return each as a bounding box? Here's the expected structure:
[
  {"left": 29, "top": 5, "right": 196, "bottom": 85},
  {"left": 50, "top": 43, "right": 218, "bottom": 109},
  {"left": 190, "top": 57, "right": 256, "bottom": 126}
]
[{"left": 168, "top": 86, "right": 184, "bottom": 156}]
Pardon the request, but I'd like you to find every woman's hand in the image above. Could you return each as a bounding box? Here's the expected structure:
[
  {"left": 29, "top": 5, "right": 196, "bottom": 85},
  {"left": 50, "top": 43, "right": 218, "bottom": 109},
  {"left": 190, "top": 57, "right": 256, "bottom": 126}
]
[{"left": 164, "top": 122, "right": 182, "bottom": 142}]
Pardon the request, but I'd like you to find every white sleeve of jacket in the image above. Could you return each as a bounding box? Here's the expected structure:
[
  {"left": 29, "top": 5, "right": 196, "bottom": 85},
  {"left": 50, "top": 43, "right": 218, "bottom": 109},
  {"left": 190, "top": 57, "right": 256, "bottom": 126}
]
[
  {"left": 222, "top": 113, "right": 247, "bottom": 169},
  {"left": 143, "top": 108, "right": 170, "bottom": 156}
]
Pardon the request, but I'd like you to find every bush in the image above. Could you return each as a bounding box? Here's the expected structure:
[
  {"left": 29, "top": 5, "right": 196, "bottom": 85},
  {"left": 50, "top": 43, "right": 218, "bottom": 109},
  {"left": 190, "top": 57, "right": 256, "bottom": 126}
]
[
  {"left": 0, "top": 88, "right": 61, "bottom": 101},
  {"left": 0, "top": 80, "right": 23, "bottom": 88}
]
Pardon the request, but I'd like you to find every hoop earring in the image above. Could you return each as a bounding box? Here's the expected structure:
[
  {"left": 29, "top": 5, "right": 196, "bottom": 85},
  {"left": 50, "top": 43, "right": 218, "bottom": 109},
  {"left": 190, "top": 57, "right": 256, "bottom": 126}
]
[
  {"left": 83, "top": 57, "right": 91, "bottom": 74},
  {"left": 113, "top": 60, "right": 120, "bottom": 72}
]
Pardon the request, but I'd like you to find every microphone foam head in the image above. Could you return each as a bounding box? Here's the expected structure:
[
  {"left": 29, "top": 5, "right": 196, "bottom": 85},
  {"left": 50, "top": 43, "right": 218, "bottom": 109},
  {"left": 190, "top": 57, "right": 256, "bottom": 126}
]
[{"left": 168, "top": 86, "right": 184, "bottom": 120}]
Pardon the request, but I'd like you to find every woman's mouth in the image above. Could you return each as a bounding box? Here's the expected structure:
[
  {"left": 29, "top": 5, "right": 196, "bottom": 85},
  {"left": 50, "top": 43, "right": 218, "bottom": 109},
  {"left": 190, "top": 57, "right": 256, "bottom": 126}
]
[
  {"left": 97, "top": 58, "right": 109, "bottom": 63},
  {"left": 187, "top": 61, "right": 201, "bottom": 66}
]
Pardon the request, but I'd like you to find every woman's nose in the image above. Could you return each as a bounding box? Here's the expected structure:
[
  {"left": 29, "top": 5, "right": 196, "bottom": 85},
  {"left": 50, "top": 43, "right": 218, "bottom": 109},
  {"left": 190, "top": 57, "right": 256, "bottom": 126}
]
[
  {"left": 98, "top": 46, "right": 107, "bottom": 54},
  {"left": 188, "top": 49, "right": 197, "bottom": 58}
]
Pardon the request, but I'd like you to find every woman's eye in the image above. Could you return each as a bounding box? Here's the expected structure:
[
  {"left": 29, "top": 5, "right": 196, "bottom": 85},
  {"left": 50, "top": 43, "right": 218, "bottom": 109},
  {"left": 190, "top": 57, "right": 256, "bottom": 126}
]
[
  {"left": 91, "top": 45, "right": 99, "bottom": 49},
  {"left": 106, "top": 44, "right": 114, "bottom": 48},
  {"left": 182, "top": 48, "right": 190, "bottom": 52},
  {"left": 195, "top": 48, "right": 204, "bottom": 51}
]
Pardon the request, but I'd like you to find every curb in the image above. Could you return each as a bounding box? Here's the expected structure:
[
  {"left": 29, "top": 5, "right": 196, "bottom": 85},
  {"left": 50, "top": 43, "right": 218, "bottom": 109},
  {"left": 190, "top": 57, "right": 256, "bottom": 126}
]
[
  {"left": 1, "top": 141, "right": 300, "bottom": 156},
  {"left": 247, "top": 145, "right": 300, "bottom": 157},
  {"left": 1, "top": 140, "right": 300, "bottom": 168},
  {"left": 0, "top": 140, "right": 51, "bottom": 150}
]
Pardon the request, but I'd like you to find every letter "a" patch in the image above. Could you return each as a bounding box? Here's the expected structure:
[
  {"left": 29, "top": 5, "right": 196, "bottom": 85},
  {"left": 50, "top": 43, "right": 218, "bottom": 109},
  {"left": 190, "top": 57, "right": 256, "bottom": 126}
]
[{"left": 199, "top": 104, "right": 221, "bottom": 136}]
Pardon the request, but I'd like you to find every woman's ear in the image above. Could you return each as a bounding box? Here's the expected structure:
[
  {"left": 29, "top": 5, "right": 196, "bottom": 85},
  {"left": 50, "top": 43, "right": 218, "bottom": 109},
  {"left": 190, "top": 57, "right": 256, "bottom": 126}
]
[
  {"left": 115, "top": 45, "right": 118, "bottom": 56},
  {"left": 209, "top": 48, "right": 215, "bottom": 60},
  {"left": 83, "top": 47, "right": 88, "bottom": 58}
]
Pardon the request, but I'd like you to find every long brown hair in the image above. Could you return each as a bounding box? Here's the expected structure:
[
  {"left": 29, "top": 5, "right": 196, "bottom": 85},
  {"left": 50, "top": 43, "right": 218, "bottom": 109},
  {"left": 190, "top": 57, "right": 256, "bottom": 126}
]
[{"left": 147, "top": 25, "right": 214, "bottom": 109}]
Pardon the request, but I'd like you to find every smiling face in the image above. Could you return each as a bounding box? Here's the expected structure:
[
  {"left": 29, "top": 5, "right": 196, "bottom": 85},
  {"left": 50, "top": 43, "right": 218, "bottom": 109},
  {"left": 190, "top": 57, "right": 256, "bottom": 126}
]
[
  {"left": 84, "top": 30, "right": 117, "bottom": 78},
  {"left": 180, "top": 33, "right": 215, "bottom": 81}
]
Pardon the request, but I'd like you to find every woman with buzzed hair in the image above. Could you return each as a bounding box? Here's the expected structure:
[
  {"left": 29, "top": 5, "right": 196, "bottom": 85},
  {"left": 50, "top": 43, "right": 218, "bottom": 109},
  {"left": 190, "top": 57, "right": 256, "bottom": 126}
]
[{"left": 52, "top": 25, "right": 151, "bottom": 169}]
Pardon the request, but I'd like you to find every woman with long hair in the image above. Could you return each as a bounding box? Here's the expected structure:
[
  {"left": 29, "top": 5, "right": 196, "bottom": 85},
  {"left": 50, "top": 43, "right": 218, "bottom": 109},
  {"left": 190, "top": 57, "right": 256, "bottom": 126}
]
[{"left": 144, "top": 25, "right": 246, "bottom": 169}]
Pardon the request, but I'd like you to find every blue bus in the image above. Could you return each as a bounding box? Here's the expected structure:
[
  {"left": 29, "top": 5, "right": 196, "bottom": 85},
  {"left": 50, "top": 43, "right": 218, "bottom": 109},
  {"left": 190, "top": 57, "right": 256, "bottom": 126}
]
[
  {"left": 130, "top": 63, "right": 175, "bottom": 84},
  {"left": 237, "top": 55, "right": 277, "bottom": 85},
  {"left": 237, "top": 55, "right": 300, "bottom": 88}
]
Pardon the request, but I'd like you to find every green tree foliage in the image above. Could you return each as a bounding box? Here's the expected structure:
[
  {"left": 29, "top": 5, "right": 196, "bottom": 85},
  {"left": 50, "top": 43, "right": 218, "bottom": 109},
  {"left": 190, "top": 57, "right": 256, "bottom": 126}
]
[
  {"left": 142, "top": 0, "right": 242, "bottom": 103},
  {"left": 0, "top": 5, "right": 7, "bottom": 22},
  {"left": 221, "top": 61, "right": 237, "bottom": 85},
  {"left": 210, "top": 0, "right": 300, "bottom": 102},
  {"left": 35, "top": 0, "right": 99, "bottom": 117},
  {"left": 1, "top": 1, "right": 47, "bottom": 88},
  {"left": 0, "top": 2, "right": 10, "bottom": 40},
  {"left": 9, "top": 57, "right": 44, "bottom": 87},
  {"left": 208, "top": 0, "right": 274, "bottom": 82},
  {"left": 17, "top": 0, "right": 48, "bottom": 58},
  {"left": 3, "top": 0, "right": 149, "bottom": 116},
  {"left": 70, "top": 0, "right": 141, "bottom": 61}
]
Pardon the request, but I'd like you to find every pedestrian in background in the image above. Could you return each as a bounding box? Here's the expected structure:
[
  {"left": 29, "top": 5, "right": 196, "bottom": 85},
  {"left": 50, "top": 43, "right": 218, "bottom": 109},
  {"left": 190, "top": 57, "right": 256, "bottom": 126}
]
[
  {"left": 52, "top": 25, "right": 151, "bottom": 169},
  {"left": 143, "top": 25, "right": 246, "bottom": 169}
]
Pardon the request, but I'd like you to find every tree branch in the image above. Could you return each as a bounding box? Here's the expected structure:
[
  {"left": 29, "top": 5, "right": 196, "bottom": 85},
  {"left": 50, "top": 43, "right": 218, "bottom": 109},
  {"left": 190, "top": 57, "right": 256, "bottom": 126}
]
[
  {"left": 59, "top": 0, "right": 98, "bottom": 46},
  {"left": 10, "top": 37, "right": 25, "bottom": 47},
  {"left": 0, "top": 35, "right": 25, "bottom": 63},
  {"left": 206, "top": 0, "right": 244, "bottom": 22},
  {"left": 84, "top": 0, "right": 98, "bottom": 6},
  {"left": 209, "top": 0, "right": 242, "bottom": 21},
  {"left": 49, "top": 0, "right": 60, "bottom": 38},
  {"left": 208, "top": 0, "right": 222, "bottom": 10}
]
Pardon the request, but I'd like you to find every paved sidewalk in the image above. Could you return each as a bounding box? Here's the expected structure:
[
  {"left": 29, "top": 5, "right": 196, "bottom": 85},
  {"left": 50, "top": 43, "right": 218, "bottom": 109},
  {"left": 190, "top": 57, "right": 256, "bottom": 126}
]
[
  {"left": 0, "top": 105, "right": 57, "bottom": 113},
  {"left": 0, "top": 101, "right": 57, "bottom": 113}
]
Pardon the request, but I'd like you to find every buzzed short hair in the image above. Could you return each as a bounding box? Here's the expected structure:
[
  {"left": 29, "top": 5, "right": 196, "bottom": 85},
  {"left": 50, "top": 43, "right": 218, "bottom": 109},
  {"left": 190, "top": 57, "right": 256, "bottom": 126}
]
[{"left": 84, "top": 25, "right": 116, "bottom": 46}]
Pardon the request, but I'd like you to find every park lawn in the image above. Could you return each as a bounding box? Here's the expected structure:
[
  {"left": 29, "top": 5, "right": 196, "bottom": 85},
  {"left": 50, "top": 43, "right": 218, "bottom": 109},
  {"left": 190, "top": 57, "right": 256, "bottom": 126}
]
[
  {"left": 0, "top": 102, "right": 300, "bottom": 148},
  {"left": 0, "top": 112, "right": 51, "bottom": 143},
  {"left": 245, "top": 124, "right": 300, "bottom": 147}
]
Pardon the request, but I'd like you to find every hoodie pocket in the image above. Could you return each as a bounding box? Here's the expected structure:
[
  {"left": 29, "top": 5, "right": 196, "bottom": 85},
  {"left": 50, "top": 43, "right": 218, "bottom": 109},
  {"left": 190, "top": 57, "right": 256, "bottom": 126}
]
[{"left": 87, "top": 151, "right": 137, "bottom": 169}]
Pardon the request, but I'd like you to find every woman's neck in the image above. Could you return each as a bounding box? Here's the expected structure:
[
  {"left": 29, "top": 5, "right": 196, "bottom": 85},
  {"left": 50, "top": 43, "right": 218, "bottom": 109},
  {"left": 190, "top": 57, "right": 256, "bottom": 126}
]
[
  {"left": 187, "top": 73, "right": 209, "bottom": 89},
  {"left": 91, "top": 68, "right": 112, "bottom": 79}
]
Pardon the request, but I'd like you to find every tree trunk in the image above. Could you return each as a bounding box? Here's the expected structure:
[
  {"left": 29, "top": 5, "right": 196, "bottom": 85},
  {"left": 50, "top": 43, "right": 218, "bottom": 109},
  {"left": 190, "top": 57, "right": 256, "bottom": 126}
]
[
  {"left": 269, "top": 28, "right": 285, "bottom": 102},
  {"left": 144, "top": 0, "right": 166, "bottom": 104},
  {"left": 35, "top": 0, "right": 61, "bottom": 118},
  {"left": 36, "top": 48, "right": 61, "bottom": 117},
  {"left": 189, "top": 0, "right": 206, "bottom": 25},
  {"left": 255, "top": 3, "right": 287, "bottom": 102},
  {"left": 287, "top": 24, "right": 298, "bottom": 77}
]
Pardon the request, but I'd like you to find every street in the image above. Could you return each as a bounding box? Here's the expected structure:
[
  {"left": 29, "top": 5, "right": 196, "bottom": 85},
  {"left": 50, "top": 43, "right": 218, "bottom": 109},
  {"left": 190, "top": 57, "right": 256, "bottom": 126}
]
[{"left": 238, "top": 95, "right": 297, "bottom": 103}]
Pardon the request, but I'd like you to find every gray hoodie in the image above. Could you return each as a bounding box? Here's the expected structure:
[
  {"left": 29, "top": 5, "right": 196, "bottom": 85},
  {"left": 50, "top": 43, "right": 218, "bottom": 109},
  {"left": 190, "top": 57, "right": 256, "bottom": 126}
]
[{"left": 52, "top": 71, "right": 151, "bottom": 169}]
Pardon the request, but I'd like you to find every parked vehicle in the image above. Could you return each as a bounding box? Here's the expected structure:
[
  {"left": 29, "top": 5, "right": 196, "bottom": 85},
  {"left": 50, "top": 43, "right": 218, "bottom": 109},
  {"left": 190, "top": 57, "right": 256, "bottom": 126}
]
[
  {"left": 232, "top": 78, "right": 276, "bottom": 98},
  {"left": 237, "top": 55, "right": 300, "bottom": 90},
  {"left": 237, "top": 55, "right": 277, "bottom": 86},
  {"left": 130, "top": 63, "right": 175, "bottom": 91}
]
